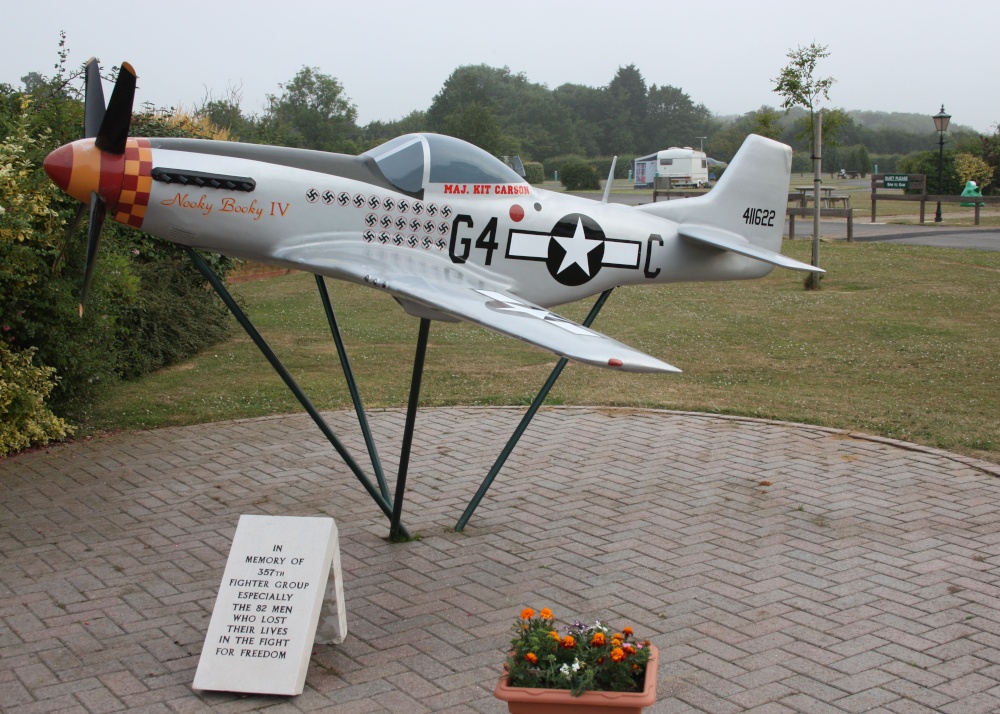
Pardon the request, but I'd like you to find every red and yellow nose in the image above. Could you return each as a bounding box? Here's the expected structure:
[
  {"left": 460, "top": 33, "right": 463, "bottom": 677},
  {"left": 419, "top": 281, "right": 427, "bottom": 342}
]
[
  {"left": 43, "top": 137, "right": 152, "bottom": 229},
  {"left": 43, "top": 138, "right": 124, "bottom": 208}
]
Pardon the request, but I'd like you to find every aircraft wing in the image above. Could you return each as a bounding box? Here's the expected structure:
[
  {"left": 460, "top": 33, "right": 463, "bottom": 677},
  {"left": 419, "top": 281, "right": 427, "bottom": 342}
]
[{"left": 272, "top": 241, "right": 681, "bottom": 374}]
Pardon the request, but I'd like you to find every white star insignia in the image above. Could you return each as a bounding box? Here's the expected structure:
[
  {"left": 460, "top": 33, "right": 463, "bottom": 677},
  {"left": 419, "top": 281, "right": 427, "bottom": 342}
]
[{"left": 553, "top": 218, "right": 602, "bottom": 275}]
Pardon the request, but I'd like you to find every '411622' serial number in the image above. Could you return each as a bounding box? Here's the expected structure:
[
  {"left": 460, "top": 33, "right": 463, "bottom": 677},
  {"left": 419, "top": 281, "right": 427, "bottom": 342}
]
[{"left": 743, "top": 207, "right": 775, "bottom": 227}]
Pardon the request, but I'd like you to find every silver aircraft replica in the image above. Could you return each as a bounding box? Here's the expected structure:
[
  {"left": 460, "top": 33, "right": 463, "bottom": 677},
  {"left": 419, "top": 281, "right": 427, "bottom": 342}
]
[
  {"left": 44, "top": 59, "right": 824, "bottom": 536},
  {"left": 44, "top": 60, "right": 820, "bottom": 377}
]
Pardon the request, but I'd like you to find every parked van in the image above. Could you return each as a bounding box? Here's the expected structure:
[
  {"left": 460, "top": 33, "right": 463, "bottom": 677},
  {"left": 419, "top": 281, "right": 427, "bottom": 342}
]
[{"left": 634, "top": 147, "right": 709, "bottom": 188}]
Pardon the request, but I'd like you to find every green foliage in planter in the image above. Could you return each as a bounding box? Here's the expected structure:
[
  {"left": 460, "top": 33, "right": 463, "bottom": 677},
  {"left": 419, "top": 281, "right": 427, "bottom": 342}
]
[{"left": 506, "top": 608, "right": 652, "bottom": 696}]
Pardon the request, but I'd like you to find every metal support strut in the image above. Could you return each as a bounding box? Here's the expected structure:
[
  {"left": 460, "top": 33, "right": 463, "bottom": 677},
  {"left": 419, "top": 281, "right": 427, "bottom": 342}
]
[
  {"left": 315, "top": 275, "right": 390, "bottom": 502},
  {"left": 454, "top": 288, "right": 614, "bottom": 531},
  {"left": 390, "top": 318, "right": 431, "bottom": 541},
  {"left": 190, "top": 248, "right": 613, "bottom": 539},
  {"left": 186, "top": 248, "right": 409, "bottom": 539}
]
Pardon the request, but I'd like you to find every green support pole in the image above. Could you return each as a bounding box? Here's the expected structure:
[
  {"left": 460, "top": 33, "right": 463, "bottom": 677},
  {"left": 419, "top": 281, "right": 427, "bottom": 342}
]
[
  {"left": 454, "top": 289, "right": 614, "bottom": 531},
  {"left": 389, "top": 318, "right": 431, "bottom": 541},
  {"left": 315, "top": 275, "right": 390, "bottom": 502},
  {"left": 186, "top": 248, "right": 408, "bottom": 538}
]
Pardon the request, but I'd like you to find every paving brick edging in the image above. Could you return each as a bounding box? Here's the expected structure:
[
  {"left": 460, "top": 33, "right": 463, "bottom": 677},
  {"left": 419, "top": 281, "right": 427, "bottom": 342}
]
[{"left": 209, "top": 404, "right": 1000, "bottom": 479}]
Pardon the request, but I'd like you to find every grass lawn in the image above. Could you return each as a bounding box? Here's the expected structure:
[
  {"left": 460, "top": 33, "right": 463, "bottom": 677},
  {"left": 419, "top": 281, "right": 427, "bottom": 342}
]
[{"left": 82, "top": 239, "right": 1000, "bottom": 465}]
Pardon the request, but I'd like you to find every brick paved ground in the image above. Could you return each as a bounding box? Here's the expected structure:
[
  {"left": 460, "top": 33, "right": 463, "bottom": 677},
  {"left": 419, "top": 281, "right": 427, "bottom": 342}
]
[{"left": 2, "top": 407, "right": 999, "bottom": 713}]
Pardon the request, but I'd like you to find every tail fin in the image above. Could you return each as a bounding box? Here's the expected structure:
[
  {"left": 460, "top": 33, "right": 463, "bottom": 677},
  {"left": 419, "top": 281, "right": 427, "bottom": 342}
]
[{"left": 636, "top": 135, "right": 819, "bottom": 273}]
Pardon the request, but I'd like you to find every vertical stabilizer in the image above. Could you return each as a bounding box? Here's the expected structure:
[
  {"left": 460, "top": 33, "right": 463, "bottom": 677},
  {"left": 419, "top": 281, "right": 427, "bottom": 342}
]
[{"left": 636, "top": 135, "right": 792, "bottom": 253}]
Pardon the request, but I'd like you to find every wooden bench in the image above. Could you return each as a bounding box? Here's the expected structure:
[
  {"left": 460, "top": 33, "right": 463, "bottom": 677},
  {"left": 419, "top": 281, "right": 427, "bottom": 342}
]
[{"left": 787, "top": 206, "right": 854, "bottom": 241}]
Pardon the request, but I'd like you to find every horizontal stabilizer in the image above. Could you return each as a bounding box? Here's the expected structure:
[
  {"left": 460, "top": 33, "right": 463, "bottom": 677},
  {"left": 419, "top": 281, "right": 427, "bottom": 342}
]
[{"left": 678, "top": 223, "right": 824, "bottom": 273}]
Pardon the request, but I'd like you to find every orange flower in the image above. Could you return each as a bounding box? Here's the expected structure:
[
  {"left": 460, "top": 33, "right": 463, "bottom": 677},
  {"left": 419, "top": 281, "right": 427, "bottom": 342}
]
[
  {"left": 591, "top": 632, "right": 606, "bottom": 646},
  {"left": 561, "top": 635, "right": 576, "bottom": 649},
  {"left": 623, "top": 627, "right": 633, "bottom": 637},
  {"left": 520, "top": 608, "right": 535, "bottom": 620},
  {"left": 525, "top": 652, "right": 538, "bottom": 664},
  {"left": 610, "top": 647, "right": 626, "bottom": 662},
  {"left": 549, "top": 631, "right": 562, "bottom": 643},
  {"left": 613, "top": 632, "right": 623, "bottom": 642},
  {"left": 539, "top": 608, "right": 553, "bottom": 620}
]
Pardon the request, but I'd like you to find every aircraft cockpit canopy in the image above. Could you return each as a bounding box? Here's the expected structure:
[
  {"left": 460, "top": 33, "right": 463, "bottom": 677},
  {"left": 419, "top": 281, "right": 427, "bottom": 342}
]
[{"left": 365, "top": 133, "right": 526, "bottom": 194}]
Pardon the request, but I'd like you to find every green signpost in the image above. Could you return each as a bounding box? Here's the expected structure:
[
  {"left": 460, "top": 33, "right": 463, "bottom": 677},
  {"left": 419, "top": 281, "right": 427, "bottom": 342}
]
[{"left": 883, "top": 174, "right": 910, "bottom": 189}]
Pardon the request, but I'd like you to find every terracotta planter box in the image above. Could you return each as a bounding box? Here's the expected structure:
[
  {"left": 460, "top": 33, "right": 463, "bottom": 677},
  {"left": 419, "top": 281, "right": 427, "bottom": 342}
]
[{"left": 494, "top": 644, "right": 658, "bottom": 714}]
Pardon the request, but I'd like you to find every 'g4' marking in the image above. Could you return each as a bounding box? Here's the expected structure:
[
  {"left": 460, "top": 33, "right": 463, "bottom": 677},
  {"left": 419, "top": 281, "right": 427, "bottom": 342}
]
[{"left": 449, "top": 214, "right": 499, "bottom": 265}]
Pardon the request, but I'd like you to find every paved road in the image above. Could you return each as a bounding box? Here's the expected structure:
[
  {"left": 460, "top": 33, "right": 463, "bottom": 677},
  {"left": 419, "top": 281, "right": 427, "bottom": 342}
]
[
  {"left": 3, "top": 407, "right": 1000, "bottom": 713},
  {"left": 573, "top": 189, "right": 1000, "bottom": 251}
]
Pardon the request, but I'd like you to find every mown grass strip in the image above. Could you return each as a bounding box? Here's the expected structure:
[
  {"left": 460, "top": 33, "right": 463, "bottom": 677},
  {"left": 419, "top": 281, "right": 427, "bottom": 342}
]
[{"left": 83, "top": 240, "right": 1000, "bottom": 463}]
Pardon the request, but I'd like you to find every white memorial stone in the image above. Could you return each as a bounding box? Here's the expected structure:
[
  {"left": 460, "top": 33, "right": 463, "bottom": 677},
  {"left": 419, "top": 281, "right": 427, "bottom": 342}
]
[{"left": 193, "top": 514, "right": 346, "bottom": 695}]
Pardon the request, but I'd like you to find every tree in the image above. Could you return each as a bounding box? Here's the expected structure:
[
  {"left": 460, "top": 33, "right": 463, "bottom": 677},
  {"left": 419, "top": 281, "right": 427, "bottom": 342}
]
[
  {"left": 642, "top": 84, "right": 717, "bottom": 155},
  {"left": 773, "top": 43, "right": 835, "bottom": 289},
  {"left": 264, "top": 67, "right": 358, "bottom": 153},
  {"left": 603, "top": 65, "right": 648, "bottom": 154},
  {"left": 708, "top": 107, "right": 781, "bottom": 163},
  {"left": 429, "top": 65, "right": 575, "bottom": 160},
  {"left": 360, "top": 110, "right": 428, "bottom": 151},
  {"left": 773, "top": 43, "right": 835, "bottom": 133},
  {"left": 441, "top": 101, "right": 519, "bottom": 157}
]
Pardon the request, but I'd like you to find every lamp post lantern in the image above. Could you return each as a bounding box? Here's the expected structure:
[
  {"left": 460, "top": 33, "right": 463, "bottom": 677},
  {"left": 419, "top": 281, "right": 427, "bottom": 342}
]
[{"left": 933, "top": 105, "right": 951, "bottom": 223}]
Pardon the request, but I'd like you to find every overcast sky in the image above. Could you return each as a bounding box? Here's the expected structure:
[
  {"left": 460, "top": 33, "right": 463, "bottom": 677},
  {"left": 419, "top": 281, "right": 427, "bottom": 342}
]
[{"left": 4, "top": 0, "right": 997, "bottom": 134}]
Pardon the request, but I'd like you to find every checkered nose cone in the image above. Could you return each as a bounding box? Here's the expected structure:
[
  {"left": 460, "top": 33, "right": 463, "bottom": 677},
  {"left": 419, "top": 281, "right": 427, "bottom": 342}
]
[{"left": 41, "top": 137, "right": 152, "bottom": 229}]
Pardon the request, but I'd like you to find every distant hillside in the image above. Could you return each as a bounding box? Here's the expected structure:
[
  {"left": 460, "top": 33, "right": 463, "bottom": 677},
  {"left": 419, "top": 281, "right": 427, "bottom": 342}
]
[
  {"left": 719, "top": 106, "right": 979, "bottom": 135},
  {"left": 713, "top": 107, "right": 979, "bottom": 134},
  {"left": 848, "top": 110, "right": 978, "bottom": 135}
]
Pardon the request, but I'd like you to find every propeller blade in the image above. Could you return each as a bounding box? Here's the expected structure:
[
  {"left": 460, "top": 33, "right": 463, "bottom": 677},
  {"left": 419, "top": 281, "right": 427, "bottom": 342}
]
[
  {"left": 83, "top": 57, "right": 105, "bottom": 139},
  {"left": 66, "top": 202, "right": 87, "bottom": 237},
  {"left": 79, "top": 193, "right": 106, "bottom": 317},
  {"left": 51, "top": 203, "right": 87, "bottom": 275},
  {"left": 94, "top": 62, "right": 136, "bottom": 155}
]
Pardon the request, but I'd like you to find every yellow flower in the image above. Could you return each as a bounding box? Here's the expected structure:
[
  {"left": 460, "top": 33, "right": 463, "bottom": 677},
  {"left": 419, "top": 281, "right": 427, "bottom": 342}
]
[
  {"left": 520, "top": 608, "right": 535, "bottom": 620},
  {"left": 539, "top": 608, "right": 553, "bottom": 620}
]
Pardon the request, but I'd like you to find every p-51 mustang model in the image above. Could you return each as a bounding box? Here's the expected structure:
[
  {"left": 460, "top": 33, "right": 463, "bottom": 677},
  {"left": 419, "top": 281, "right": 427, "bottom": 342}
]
[{"left": 44, "top": 60, "right": 820, "bottom": 376}]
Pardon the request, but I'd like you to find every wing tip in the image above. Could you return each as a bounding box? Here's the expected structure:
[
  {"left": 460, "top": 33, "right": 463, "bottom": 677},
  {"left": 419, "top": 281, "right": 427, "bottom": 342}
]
[{"left": 608, "top": 357, "right": 682, "bottom": 374}]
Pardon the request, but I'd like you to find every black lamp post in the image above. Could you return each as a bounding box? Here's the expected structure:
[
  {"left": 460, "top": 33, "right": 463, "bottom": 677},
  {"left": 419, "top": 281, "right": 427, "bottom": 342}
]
[{"left": 933, "top": 105, "right": 951, "bottom": 223}]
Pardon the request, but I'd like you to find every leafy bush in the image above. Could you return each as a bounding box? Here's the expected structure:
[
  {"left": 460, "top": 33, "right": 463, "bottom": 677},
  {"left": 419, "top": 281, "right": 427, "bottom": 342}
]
[
  {"left": 1, "top": 64, "right": 233, "bottom": 435},
  {"left": 588, "top": 156, "right": 636, "bottom": 181},
  {"left": 898, "top": 150, "right": 961, "bottom": 195},
  {"left": 111, "top": 253, "right": 231, "bottom": 380},
  {"left": 560, "top": 161, "right": 600, "bottom": 191},
  {"left": 544, "top": 154, "right": 589, "bottom": 181},
  {"left": 0, "top": 343, "right": 72, "bottom": 456},
  {"left": 954, "top": 153, "right": 994, "bottom": 191},
  {"left": 523, "top": 161, "right": 544, "bottom": 184}
]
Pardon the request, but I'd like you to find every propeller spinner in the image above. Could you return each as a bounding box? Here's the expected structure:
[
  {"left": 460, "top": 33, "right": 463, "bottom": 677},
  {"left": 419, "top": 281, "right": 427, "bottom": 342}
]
[{"left": 43, "top": 58, "right": 136, "bottom": 316}]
